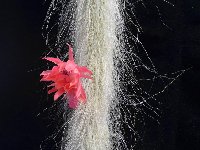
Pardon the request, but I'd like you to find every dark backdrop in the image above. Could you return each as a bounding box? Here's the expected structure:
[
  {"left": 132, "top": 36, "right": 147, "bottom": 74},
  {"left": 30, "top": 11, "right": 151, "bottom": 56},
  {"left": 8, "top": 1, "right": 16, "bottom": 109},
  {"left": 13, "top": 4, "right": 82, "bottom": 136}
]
[{"left": 0, "top": 0, "right": 200, "bottom": 150}]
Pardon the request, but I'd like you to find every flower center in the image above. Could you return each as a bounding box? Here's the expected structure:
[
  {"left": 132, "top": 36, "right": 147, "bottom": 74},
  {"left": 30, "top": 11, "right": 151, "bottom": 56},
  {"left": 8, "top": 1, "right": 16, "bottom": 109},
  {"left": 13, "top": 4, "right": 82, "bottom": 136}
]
[{"left": 62, "top": 70, "right": 70, "bottom": 75}]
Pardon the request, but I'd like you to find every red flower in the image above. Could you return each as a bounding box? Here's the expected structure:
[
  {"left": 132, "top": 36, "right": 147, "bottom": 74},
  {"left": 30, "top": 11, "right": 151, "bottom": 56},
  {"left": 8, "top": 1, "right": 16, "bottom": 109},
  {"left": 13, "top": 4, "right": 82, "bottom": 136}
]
[{"left": 40, "top": 44, "right": 93, "bottom": 108}]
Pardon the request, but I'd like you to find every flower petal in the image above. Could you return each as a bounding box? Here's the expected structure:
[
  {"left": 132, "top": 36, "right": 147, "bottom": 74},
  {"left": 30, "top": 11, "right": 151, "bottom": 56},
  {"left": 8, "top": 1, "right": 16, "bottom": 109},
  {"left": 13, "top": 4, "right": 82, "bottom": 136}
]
[
  {"left": 54, "top": 89, "right": 65, "bottom": 101},
  {"left": 65, "top": 60, "right": 77, "bottom": 71},
  {"left": 43, "top": 57, "right": 62, "bottom": 65},
  {"left": 78, "top": 85, "right": 86, "bottom": 103},
  {"left": 40, "top": 70, "right": 51, "bottom": 76},
  {"left": 48, "top": 88, "right": 57, "bottom": 94},
  {"left": 69, "top": 74, "right": 80, "bottom": 87},
  {"left": 78, "top": 66, "right": 93, "bottom": 75},
  {"left": 68, "top": 97, "right": 79, "bottom": 108},
  {"left": 67, "top": 43, "right": 74, "bottom": 62},
  {"left": 80, "top": 74, "right": 93, "bottom": 80}
]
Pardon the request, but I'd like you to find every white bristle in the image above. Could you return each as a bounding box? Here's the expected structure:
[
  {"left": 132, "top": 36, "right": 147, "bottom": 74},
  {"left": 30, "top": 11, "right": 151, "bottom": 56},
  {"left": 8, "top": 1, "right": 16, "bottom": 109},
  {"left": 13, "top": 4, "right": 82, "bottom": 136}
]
[{"left": 62, "top": 0, "right": 124, "bottom": 149}]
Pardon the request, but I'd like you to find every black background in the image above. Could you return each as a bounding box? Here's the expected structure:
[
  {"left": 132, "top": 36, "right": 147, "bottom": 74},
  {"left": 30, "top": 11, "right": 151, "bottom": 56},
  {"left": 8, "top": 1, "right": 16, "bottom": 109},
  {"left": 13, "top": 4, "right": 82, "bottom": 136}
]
[{"left": 0, "top": 0, "right": 200, "bottom": 150}]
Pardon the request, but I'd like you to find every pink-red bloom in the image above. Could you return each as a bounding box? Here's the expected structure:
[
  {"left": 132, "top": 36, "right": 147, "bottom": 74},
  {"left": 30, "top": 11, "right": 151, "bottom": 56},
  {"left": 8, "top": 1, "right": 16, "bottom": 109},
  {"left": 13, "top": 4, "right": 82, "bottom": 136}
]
[{"left": 40, "top": 44, "right": 93, "bottom": 108}]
